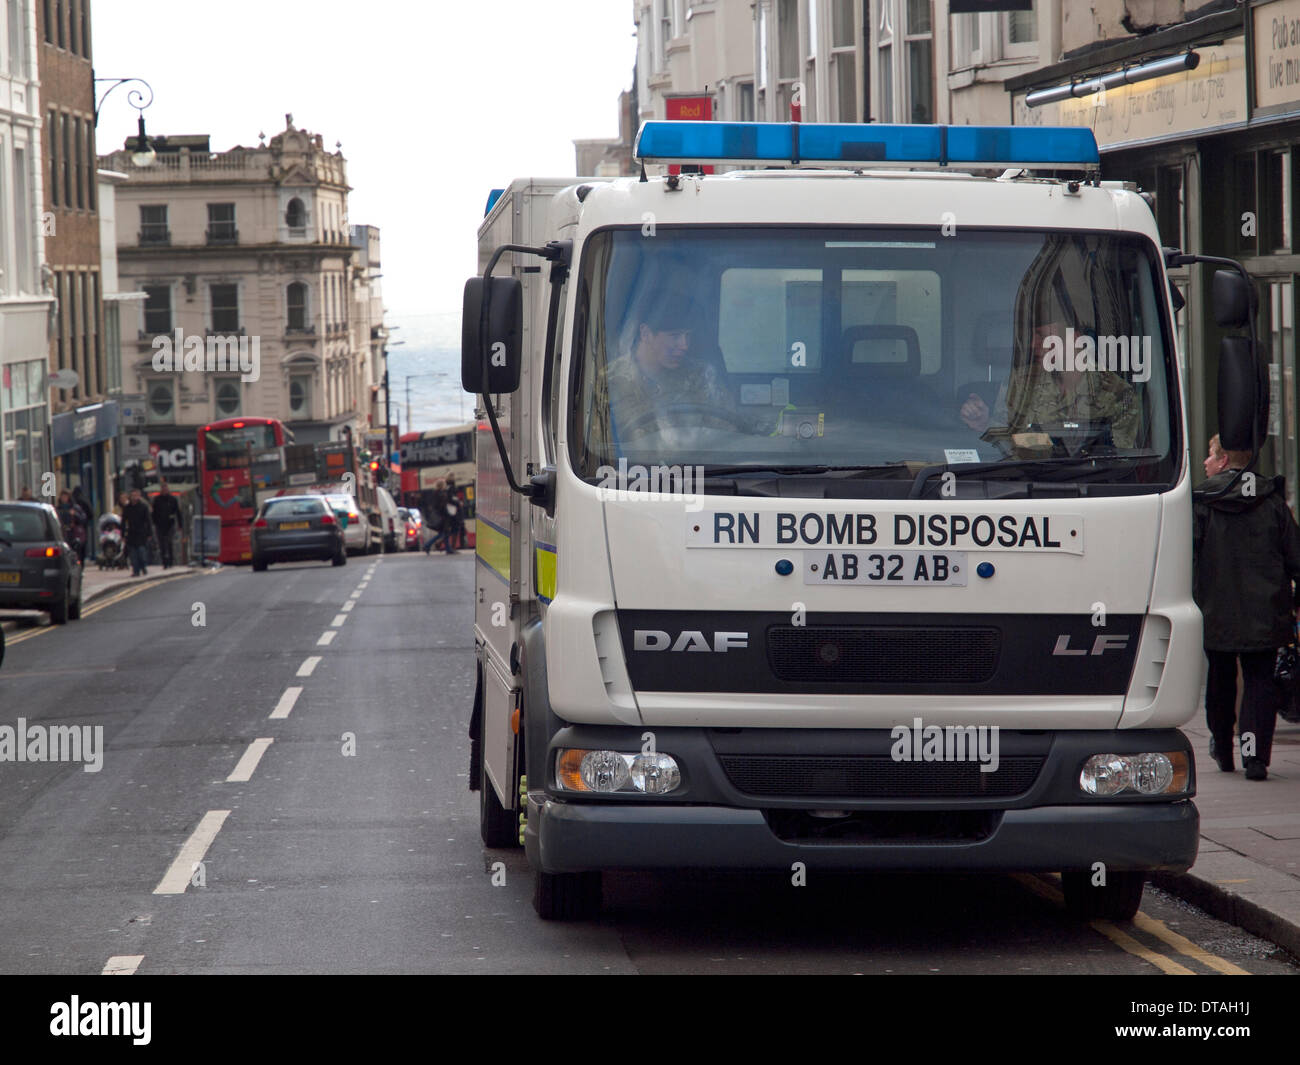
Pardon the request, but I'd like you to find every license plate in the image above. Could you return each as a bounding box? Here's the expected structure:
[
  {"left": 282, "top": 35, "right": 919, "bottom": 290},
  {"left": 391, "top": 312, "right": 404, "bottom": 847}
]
[
  {"left": 279, "top": 522, "right": 310, "bottom": 531},
  {"left": 804, "top": 551, "right": 967, "bottom": 586},
  {"left": 0, "top": 571, "right": 20, "bottom": 584}
]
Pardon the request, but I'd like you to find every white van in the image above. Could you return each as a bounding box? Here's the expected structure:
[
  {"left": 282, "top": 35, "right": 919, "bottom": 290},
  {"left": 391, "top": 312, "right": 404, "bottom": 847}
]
[{"left": 376, "top": 486, "right": 401, "bottom": 553}]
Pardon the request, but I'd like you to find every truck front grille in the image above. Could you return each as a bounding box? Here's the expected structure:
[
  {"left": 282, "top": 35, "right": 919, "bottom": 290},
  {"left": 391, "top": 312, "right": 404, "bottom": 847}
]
[
  {"left": 719, "top": 754, "right": 1041, "bottom": 799},
  {"left": 767, "top": 625, "right": 1000, "bottom": 683}
]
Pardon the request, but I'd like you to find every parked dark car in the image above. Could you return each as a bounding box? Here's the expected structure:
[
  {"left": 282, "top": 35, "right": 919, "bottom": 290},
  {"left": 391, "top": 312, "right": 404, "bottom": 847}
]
[
  {"left": 0, "top": 502, "right": 84, "bottom": 624},
  {"left": 251, "top": 496, "right": 346, "bottom": 571}
]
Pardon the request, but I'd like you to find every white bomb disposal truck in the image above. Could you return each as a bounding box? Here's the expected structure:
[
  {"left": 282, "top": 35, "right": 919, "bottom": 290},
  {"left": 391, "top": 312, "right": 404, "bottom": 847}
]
[{"left": 463, "top": 122, "right": 1264, "bottom": 920}]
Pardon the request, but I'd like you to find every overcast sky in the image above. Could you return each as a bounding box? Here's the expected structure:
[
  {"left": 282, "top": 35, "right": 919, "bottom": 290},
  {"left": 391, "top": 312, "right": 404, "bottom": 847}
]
[{"left": 93, "top": 1, "right": 637, "bottom": 346}]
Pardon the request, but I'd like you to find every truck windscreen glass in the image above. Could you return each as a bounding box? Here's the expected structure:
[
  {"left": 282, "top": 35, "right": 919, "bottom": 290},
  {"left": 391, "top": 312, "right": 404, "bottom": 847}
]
[{"left": 569, "top": 226, "right": 1179, "bottom": 497}]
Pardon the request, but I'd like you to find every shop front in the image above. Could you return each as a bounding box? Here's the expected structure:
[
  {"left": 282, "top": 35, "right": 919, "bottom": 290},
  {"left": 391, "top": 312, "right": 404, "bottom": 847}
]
[{"left": 51, "top": 401, "right": 119, "bottom": 521}]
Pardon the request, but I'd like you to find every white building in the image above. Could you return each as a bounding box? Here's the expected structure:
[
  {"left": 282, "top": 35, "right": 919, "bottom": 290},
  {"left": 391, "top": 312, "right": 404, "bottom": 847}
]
[
  {"left": 0, "top": 0, "right": 53, "bottom": 499},
  {"left": 632, "top": 1, "right": 1053, "bottom": 131}
]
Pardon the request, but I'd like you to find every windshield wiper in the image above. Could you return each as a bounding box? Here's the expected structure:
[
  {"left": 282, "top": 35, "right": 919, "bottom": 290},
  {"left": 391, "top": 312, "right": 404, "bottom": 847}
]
[
  {"left": 704, "top": 463, "right": 912, "bottom": 479},
  {"left": 909, "top": 454, "right": 1156, "bottom": 498}
]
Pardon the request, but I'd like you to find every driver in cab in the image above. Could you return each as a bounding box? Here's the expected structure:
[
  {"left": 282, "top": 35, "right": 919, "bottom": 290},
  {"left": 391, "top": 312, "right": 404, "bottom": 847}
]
[{"left": 595, "top": 294, "right": 763, "bottom": 442}]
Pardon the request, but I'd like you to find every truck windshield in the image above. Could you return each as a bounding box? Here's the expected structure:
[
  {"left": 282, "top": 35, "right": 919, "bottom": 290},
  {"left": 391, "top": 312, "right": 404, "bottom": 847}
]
[{"left": 570, "top": 227, "right": 1180, "bottom": 496}]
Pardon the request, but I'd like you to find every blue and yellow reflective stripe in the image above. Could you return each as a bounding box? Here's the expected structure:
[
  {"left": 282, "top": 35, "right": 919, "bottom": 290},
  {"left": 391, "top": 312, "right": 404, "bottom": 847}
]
[
  {"left": 535, "top": 541, "right": 557, "bottom": 604},
  {"left": 476, "top": 517, "right": 511, "bottom": 584}
]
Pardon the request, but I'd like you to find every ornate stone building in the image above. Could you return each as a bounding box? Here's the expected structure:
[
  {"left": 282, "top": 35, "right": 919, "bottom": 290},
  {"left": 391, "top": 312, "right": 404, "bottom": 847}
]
[{"left": 100, "top": 115, "right": 384, "bottom": 462}]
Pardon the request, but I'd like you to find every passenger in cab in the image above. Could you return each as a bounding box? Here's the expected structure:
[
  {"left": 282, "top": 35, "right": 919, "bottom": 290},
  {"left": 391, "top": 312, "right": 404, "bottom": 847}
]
[{"left": 959, "top": 318, "right": 1140, "bottom": 450}]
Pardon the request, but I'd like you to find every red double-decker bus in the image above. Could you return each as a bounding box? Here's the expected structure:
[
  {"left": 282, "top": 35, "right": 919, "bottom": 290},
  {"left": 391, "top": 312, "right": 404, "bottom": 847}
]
[
  {"left": 398, "top": 424, "right": 476, "bottom": 545},
  {"left": 197, "top": 417, "right": 293, "bottom": 563}
]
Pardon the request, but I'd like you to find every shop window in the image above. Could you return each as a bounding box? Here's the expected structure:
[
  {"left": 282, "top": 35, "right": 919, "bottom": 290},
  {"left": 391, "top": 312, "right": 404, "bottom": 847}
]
[
  {"left": 1156, "top": 165, "right": 1185, "bottom": 250},
  {"left": 1264, "top": 149, "right": 1293, "bottom": 254}
]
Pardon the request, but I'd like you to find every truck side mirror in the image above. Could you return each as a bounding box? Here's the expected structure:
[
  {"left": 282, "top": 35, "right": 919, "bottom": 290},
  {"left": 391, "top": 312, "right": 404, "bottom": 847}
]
[
  {"left": 1212, "top": 269, "right": 1257, "bottom": 329},
  {"left": 461, "top": 276, "right": 523, "bottom": 394},
  {"left": 1218, "top": 336, "right": 1268, "bottom": 451}
]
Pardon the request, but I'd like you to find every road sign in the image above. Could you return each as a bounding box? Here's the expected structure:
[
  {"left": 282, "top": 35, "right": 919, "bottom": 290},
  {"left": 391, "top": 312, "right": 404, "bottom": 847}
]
[{"left": 122, "top": 433, "right": 150, "bottom": 459}]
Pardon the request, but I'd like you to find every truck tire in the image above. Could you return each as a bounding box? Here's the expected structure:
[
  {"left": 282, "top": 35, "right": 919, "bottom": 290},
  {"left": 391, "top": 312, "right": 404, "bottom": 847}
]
[
  {"left": 1061, "top": 870, "right": 1145, "bottom": 921},
  {"left": 480, "top": 744, "right": 519, "bottom": 849},
  {"left": 533, "top": 870, "right": 601, "bottom": 921}
]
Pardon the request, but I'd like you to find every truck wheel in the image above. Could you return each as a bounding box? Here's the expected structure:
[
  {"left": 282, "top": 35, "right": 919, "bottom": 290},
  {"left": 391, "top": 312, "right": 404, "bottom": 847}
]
[
  {"left": 480, "top": 745, "right": 520, "bottom": 849},
  {"left": 1061, "top": 870, "right": 1146, "bottom": 921},
  {"left": 533, "top": 870, "right": 601, "bottom": 921}
]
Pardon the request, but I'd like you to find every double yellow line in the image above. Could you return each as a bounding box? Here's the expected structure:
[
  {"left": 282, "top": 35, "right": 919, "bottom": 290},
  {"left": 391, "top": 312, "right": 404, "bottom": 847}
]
[{"left": 1014, "top": 873, "right": 1248, "bottom": 975}]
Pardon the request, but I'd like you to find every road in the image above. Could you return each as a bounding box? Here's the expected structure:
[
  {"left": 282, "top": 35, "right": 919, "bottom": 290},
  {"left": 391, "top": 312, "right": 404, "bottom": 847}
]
[{"left": 0, "top": 552, "right": 1295, "bottom": 975}]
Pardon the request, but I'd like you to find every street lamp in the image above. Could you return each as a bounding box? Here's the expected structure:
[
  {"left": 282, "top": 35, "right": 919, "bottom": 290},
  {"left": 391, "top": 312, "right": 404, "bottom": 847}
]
[
  {"left": 383, "top": 338, "right": 405, "bottom": 465},
  {"left": 93, "top": 76, "right": 155, "bottom": 167}
]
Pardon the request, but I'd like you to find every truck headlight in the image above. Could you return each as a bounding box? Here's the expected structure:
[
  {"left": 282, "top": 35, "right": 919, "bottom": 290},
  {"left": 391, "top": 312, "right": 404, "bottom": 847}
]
[
  {"left": 556, "top": 749, "right": 682, "bottom": 795},
  {"left": 1079, "top": 752, "right": 1188, "bottom": 796}
]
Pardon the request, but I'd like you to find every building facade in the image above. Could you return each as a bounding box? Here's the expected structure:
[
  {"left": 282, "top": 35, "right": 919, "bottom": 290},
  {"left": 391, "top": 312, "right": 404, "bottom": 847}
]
[
  {"left": 37, "top": 0, "right": 114, "bottom": 513},
  {"left": 348, "top": 222, "right": 389, "bottom": 449},
  {"left": 101, "top": 116, "right": 382, "bottom": 465},
  {"left": 0, "top": 0, "right": 53, "bottom": 500}
]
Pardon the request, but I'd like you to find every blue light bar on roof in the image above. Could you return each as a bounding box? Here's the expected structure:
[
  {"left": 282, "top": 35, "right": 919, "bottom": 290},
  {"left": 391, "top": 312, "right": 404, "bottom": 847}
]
[
  {"left": 633, "top": 122, "right": 1100, "bottom": 169},
  {"left": 484, "top": 188, "right": 505, "bottom": 216}
]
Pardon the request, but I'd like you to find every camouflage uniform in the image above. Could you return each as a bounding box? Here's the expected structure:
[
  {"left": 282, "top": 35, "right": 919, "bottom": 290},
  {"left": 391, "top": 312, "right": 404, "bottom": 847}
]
[
  {"left": 994, "top": 368, "right": 1140, "bottom": 449},
  {"left": 591, "top": 353, "right": 770, "bottom": 452}
]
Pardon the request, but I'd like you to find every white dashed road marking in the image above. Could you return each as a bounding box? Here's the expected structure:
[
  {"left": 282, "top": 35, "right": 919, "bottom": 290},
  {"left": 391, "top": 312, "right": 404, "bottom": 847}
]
[
  {"left": 270, "top": 687, "right": 302, "bottom": 720},
  {"left": 154, "top": 811, "right": 231, "bottom": 895},
  {"left": 297, "top": 657, "right": 321, "bottom": 677},
  {"left": 226, "top": 738, "right": 274, "bottom": 783}
]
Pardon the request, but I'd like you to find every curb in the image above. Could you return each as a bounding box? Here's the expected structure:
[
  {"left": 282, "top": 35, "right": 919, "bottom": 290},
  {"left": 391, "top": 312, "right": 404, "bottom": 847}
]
[
  {"left": 1151, "top": 862, "right": 1300, "bottom": 961},
  {"left": 0, "top": 567, "right": 196, "bottom": 633}
]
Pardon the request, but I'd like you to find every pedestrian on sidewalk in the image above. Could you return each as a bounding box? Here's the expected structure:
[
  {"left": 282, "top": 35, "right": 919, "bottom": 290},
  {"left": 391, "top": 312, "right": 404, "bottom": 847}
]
[
  {"left": 151, "top": 480, "right": 181, "bottom": 569},
  {"left": 71, "top": 485, "right": 95, "bottom": 561},
  {"left": 1193, "top": 434, "right": 1300, "bottom": 780},
  {"left": 56, "top": 489, "right": 88, "bottom": 563},
  {"left": 121, "top": 489, "right": 154, "bottom": 577}
]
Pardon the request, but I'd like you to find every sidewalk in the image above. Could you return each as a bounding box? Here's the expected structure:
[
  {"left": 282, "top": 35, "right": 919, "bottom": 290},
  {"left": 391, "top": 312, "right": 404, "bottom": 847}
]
[
  {"left": 0, "top": 562, "right": 197, "bottom": 633},
  {"left": 1152, "top": 718, "right": 1300, "bottom": 959}
]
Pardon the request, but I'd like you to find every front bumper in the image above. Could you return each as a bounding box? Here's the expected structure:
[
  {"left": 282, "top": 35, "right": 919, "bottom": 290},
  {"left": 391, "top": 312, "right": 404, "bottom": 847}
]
[
  {"left": 529, "top": 797, "right": 1198, "bottom": 873},
  {"left": 525, "top": 725, "right": 1199, "bottom": 874}
]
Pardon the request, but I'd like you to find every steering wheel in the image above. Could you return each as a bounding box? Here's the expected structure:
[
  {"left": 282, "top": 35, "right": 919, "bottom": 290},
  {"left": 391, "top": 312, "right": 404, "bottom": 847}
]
[{"left": 616, "top": 402, "right": 758, "bottom": 439}]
